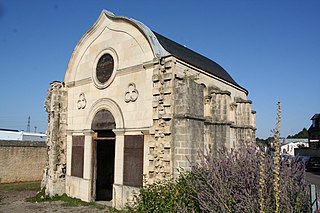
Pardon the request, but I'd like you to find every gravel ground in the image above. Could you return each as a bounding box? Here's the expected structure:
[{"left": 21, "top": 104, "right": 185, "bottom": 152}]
[{"left": 0, "top": 190, "right": 109, "bottom": 213}]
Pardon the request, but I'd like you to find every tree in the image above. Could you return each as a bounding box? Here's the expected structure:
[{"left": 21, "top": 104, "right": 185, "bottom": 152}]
[{"left": 287, "top": 128, "right": 308, "bottom": 139}]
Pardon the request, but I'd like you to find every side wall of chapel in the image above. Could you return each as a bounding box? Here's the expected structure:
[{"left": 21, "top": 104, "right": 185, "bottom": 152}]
[{"left": 150, "top": 59, "right": 257, "bottom": 177}]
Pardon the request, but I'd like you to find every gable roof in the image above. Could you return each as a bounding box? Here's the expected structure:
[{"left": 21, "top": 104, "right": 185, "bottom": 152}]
[{"left": 153, "top": 31, "right": 245, "bottom": 92}]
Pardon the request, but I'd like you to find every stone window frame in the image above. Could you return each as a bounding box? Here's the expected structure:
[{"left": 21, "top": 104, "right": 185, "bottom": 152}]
[{"left": 92, "top": 48, "right": 118, "bottom": 90}]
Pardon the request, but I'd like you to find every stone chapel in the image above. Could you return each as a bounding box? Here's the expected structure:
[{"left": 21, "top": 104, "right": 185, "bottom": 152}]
[{"left": 42, "top": 10, "right": 256, "bottom": 208}]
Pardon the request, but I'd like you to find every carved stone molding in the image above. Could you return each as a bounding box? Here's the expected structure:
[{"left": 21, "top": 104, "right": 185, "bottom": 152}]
[
  {"left": 77, "top": 93, "right": 87, "bottom": 110},
  {"left": 125, "top": 83, "right": 139, "bottom": 103}
]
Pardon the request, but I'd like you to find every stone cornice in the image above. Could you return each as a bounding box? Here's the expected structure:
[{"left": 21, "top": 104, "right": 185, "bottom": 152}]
[
  {"left": 174, "top": 113, "right": 205, "bottom": 121},
  {"left": 235, "top": 97, "right": 252, "bottom": 104},
  {"left": 204, "top": 119, "right": 233, "bottom": 126},
  {"left": 230, "top": 124, "right": 256, "bottom": 130}
]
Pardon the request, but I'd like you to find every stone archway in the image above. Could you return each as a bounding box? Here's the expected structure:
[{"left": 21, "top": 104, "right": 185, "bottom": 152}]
[
  {"left": 86, "top": 98, "right": 124, "bottom": 130},
  {"left": 91, "top": 109, "right": 116, "bottom": 201}
]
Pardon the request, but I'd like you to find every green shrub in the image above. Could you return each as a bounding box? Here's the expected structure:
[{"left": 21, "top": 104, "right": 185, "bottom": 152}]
[{"left": 123, "top": 175, "right": 200, "bottom": 213}]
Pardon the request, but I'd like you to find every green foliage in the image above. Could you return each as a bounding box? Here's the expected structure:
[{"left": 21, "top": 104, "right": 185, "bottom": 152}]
[
  {"left": 287, "top": 128, "right": 308, "bottom": 138},
  {"left": 26, "top": 188, "right": 104, "bottom": 210},
  {"left": 122, "top": 175, "right": 200, "bottom": 213},
  {"left": 256, "top": 137, "right": 269, "bottom": 147},
  {"left": 256, "top": 137, "right": 276, "bottom": 151}
]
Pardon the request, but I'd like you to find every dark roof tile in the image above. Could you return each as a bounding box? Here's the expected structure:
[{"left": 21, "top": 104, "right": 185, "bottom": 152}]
[
  {"left": 311, "top": 114, "right": 320, "bottom": 120},
  {"left": 153, "top": 31, "right": 246, "bottom": 92}
]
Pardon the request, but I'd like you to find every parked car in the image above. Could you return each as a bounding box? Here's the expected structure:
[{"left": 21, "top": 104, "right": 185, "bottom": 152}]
[{"left": 306, "top": 157, "right": 320, "bottom": 171}]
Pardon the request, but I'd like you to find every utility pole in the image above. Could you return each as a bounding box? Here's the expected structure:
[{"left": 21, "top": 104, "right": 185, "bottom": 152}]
[{"left": 26, "top": 116, "right": 30, "bottom": 132}]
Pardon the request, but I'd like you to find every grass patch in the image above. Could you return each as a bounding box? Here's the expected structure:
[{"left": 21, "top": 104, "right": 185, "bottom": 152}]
[
  {"left": 0, "top": 181, "right": 41, "bottom": 192},
  {"left": 26, "top": 188, "right": 105, "bottom": 210}
]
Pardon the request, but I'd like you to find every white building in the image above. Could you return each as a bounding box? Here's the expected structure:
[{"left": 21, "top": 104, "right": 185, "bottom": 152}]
[
  {"left": 0, "top": 129, "right": 47, "bottom": 142},
  {"left": 280, "top": 138, "right": 308, "bottom": 156}
]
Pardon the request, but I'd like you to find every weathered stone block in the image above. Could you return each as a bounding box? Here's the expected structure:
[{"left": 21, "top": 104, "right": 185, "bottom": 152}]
[
  {"left": 152, "top": 88, "right": 160, "bottom": 95},
  {"left": 163, "top": 125, "right": 171, "bottom": 134},
  {"left": 152, "top": 74, "right": 160, "bottom": 82},
  {"left": 163, "top": 88, "right": 172, "bottom": 94},
  {"left": 163, "top": 99, "right": 171, "bottom": 107},
  {"left": 161, "top": 113, "right": 172, "bottom": 120},
  {"left": 152, "top": 100, "right": 159, "bottom": 108},
  {"left": 163, "top": 73, "right": 172, "bottom": 81},
  {"left": 164, "top": 60, "right": 173, "bottom": 69}
]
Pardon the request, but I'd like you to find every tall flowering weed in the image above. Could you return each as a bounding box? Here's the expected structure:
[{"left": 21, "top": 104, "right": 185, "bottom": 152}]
[{"left": 187, "top": 143, "right": 309, "bottom": 213}]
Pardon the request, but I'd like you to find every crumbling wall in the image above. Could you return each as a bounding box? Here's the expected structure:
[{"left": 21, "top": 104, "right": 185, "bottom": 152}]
[{"left": 41, "top": 81, "right": 67, "bottom": 196}]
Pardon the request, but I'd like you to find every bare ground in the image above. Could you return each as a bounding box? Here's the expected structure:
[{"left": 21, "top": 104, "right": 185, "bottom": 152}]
[{"left": 0, "top": 190, "right": 109, "bottom": 213}]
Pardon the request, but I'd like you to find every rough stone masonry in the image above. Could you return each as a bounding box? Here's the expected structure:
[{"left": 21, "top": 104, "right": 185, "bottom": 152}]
[{"left": 42, "top": 81, "right": 67, "bottom": 196}]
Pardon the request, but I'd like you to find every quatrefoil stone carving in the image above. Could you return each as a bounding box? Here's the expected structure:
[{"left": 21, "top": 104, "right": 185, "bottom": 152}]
[
  {"left": 77, "top": 93, "right": 87, "bottom": 110},
  {"left": 125, "top": 83, "right": 139, "bottom": 103}
]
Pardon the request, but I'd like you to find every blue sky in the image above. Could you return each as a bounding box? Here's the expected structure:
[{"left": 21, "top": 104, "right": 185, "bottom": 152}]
[{"left": 0, "top": 0, "right": 319, "bottom": 138}]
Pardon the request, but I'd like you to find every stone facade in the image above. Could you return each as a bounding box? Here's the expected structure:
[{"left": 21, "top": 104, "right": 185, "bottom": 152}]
[{"left": 43, "top": 10, "right": 256, "bottom": 208}]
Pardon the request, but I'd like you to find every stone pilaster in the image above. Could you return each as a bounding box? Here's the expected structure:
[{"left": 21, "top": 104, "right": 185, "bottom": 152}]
[
  {"left": 231, "top": 97, "right": 256, "bottom": 146},
  {"left": 172, "top": 76, "right": 205, "bottom": 177},
  {"left": 204, "top": 87, "right": 232, "bottom": 150}
]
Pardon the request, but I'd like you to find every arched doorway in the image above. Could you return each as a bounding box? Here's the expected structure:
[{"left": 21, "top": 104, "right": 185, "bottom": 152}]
[{"left": 91, "top": 109, "right": 116, "bottom": 201}]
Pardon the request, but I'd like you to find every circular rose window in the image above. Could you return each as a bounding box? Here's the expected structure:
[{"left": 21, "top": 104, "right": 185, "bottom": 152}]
[{"left": 96, "top": 54, "right": 114, "bottom": 84}]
